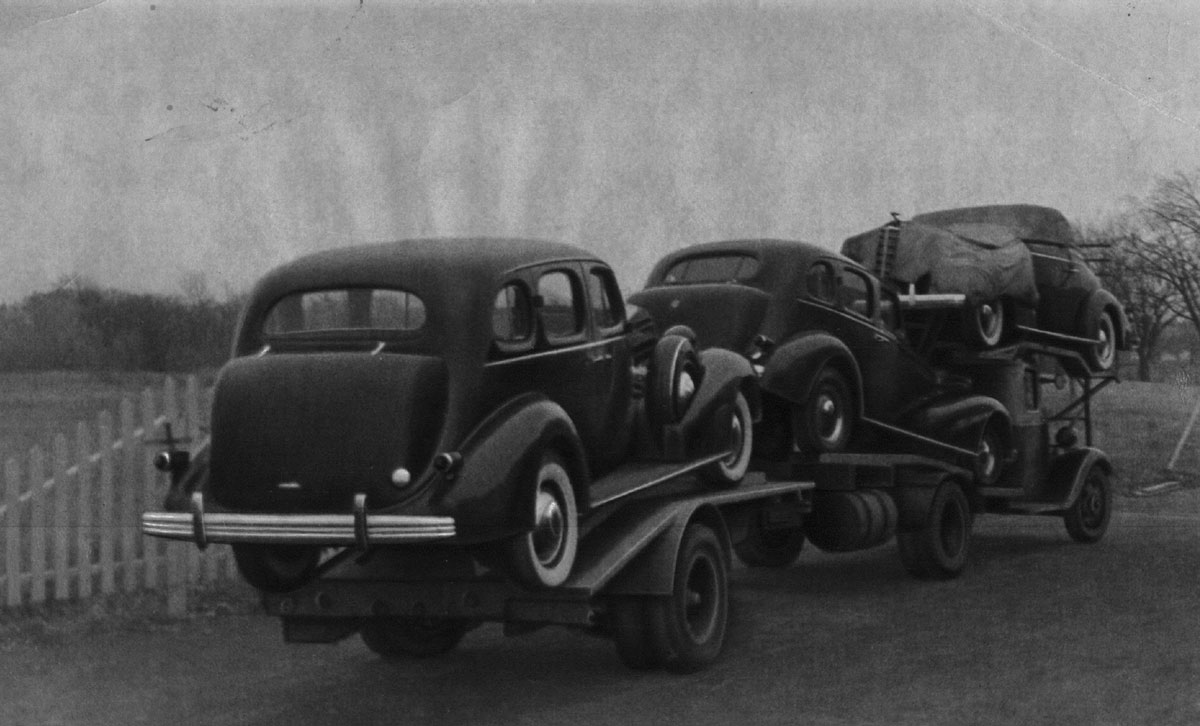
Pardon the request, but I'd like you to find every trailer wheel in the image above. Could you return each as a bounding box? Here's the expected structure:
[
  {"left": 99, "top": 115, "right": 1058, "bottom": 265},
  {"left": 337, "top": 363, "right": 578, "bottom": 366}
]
[
  {"left": 232, "top": 544, "right": 320, "bottom": 593},
  {"left": 506, "top": 452, "right": 579, "bottom": 589},
  {"left": 360, "top": 617, "right": 470, "bottom": 658},
  {"left": 896, "top": 479, "right": 973, "bottom": 580},
  {"left": 702, "top": 391, "right": 753, "bottom": 488},
  {"left": 792, "top": 367, "right": 854, "bottom": 455},
  {"left": 734, "top": 505, "right": 805, "bottom": 568},
  {"left": 1063, "top": 463, "right": 1112, "bottom": 543},
  {"left": 646, "top": 523, "right": 729, "bottom": 673},
  {"left": 608, "top": 597, "right": 662, "bottom": 671}
]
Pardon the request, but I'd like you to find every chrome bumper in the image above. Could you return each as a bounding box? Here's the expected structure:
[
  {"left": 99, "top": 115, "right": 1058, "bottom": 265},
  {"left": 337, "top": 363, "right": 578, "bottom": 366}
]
[{"left": 141, "top": 492, "right": 456, "bottom": 549}]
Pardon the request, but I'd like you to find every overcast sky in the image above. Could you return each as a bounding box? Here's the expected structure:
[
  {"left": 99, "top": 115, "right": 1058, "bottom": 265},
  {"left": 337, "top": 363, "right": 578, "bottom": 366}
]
[{"left": 2, "top": 0, "right": 1198, "bottom": 302}]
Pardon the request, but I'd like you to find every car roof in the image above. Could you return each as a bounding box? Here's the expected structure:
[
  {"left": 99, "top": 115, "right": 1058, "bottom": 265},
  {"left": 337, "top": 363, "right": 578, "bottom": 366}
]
[
  {"left": 911, "top": 205, "right": 1077, "bottom": 247},
  {"left": 644, "top": 238, "right": 860, "bottom": 288}
]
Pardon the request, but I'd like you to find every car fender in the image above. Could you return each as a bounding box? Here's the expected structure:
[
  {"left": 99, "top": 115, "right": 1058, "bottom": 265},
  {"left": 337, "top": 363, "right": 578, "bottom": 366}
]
[
  {"left": 1077, "top": 289, "right": 1129, "bottom": 350},
  {"left": 659, "top": 348, "right": 758, "bottom": 459},
  {"left": 759, "top": 333, "right": 864, "bottom": 417},
  {"left": 430, "top": 393, "right": 589, "bottom": 543},
  {"left": 1043, "top": 446, "right": 1112, "bottom": 505},
  {"left": 903, "top": 394, "right": 1012, "bottom": 452}
]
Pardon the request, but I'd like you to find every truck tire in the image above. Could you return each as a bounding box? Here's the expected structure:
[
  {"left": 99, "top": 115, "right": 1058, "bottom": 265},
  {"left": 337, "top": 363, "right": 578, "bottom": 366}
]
[
  {"left": 608, "top": 597, "right": 662, "bottom": 671},
  {"left": 360, "top": 617, "right": 470, "bottom": 658},
  {"left": 646, "top": 523, "right": 730, "bottom": 673},
  {"left": 733, "top": 505, "right": 805, "bottom": 568},
  {"left": 1063, "top": 463, "right": 1112, "bottom": 543},
  {"left": 896, "top": 479, "right": 973, "bottom": 580}
]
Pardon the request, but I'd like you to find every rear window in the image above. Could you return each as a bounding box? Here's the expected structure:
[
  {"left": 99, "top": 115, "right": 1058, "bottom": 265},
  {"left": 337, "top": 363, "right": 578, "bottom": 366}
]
[
  {"left": 663, "top": 254, "right": 760, "bottom": 284},
  {"left": 263, "top": 288, "right": 426, "bottom": 336}
]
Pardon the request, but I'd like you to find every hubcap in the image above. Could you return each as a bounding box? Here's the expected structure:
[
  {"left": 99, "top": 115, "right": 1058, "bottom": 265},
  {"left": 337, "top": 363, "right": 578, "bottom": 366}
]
[
  {"left": 675, "top": 370, "right": 697, "bottom": 415},
  {"left": 817, "top": 393, "right": 844, "bottom": 444},
  {"left": 1080, "top": 478, "right": 1105, "bottom": 528},
  {"left": 978, "top": 437, "right": 996, "bottom": 480},
  {"left": 531, "top": 487, "right": 566, "bottom": 566},
  {"left": 1096, "top": 321, "right": 1115, "bottom": 367},
  {"left": 978, "top": 303, "right": 1001, "bottom": 339},
  {"left": 723, "top": 410, "right": 745, "bottom": 466}
]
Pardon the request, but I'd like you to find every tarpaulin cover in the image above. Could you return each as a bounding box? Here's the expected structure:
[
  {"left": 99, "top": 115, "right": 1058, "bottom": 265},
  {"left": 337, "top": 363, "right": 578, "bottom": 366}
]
[{"left": 842, "top": 218, "right": 1039, "bottom": 307}]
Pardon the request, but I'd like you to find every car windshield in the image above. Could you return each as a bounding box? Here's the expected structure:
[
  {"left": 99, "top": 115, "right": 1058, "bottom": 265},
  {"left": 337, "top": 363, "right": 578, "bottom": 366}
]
[
  {"left": 263, "top": 288, "right": 427, "bottom": 337},
  {"left": 662, "top": 254, "right": 760, "bottom": 285}
]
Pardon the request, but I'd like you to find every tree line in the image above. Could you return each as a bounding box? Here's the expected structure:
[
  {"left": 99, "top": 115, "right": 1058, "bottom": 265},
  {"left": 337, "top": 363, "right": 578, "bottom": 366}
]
[
  {"left": 1085, "top": 168, "right": 1200, "bottom": 382},
  {"left": 0, "top": 276, "right": 242, "bottom": 373}
]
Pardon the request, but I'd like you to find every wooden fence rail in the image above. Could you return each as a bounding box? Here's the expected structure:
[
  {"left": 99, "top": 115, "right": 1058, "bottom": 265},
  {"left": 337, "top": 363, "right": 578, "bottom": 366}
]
[{"left": 0, "top": 376, "right": 235, "bottom": 616}]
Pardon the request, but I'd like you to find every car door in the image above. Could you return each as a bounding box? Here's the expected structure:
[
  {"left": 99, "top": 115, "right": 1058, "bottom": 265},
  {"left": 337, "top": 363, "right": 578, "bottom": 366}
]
[
  {"left": 582, "top": 264, "right": 636, "bottom": 471},
  {"left": 1028, "top": 241, "right": 1085, "bottom": 334}
]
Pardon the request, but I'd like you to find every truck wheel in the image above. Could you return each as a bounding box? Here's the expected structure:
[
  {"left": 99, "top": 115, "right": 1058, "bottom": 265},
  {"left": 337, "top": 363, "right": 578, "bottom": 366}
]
[
  {"left": 702, "top": 391, "right": 753, "bottom": 488},
  {"left": 506, "top": 452, "right": 578, "bottom": 589},
  {"left": 1063, "top": 463, "right": 1112, "bottom": 543},
  {"left": 233, "top": 544, "right": 320, "bottom": 593},
  {"left": 647, "top": 335, "right": 702, "bottom": 431},
  {"left": 646, "top": 523, "right": 729, "bottom": 673},
  {"left": 734, "top": 505, "right": 805, "bottom": 568},
  {"left": 965, "top": 299, "right": 1005, "bottom": 348},
  {"left": 1085, "top": 310, "right": 1119, "bottom": 373},
  {"left": 360, "top": 617, "right": 470, "bottom": 658},
  {"left": 792, "top": 367, "right": 854, "bottom": 455},
  {"left": 608, "top": 597, "right": 662, "bottom": 671},
  {"left": 896, "top": 479, "right": 973, "bottom": 580}
]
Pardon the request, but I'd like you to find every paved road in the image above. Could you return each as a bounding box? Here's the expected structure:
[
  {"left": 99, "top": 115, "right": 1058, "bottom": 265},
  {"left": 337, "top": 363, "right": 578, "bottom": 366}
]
[{"left": 4, "top": 506, "right": 1200, "bottom": 726}]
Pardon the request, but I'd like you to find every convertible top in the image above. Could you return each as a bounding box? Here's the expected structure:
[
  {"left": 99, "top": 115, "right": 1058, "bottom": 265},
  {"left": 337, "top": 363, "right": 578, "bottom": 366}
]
[{"left": 842, "top": 209, "right": 1041, "bottom": 307}]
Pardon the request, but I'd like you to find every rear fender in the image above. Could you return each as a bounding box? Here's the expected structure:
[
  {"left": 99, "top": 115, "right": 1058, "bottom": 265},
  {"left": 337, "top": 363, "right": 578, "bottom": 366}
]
[
  {"left": 1078, "top": 289, "right": 1129, "bottom": 350},
  {"left": 902, "top": 395, "right": 1013, "bottom": 472},
  {"left": 1042, "top": 447, "right": 1112, "bottom": 505},
  {"left": 602, "top": 503, "right": 731, "bottom": 596},
  {"left": 663, "top": 348, "right": 757, "bottom": 458},
  {"left": 759, "top": 333, "right": 864, "bottom": 417},
  {"left": 432, "top": 393, "right": 588, "bottom": 542}
]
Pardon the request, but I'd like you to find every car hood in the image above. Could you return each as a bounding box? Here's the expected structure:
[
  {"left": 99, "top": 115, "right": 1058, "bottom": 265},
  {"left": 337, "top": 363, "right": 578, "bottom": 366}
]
[
  {"left": 629, "top": 283, "right": 770, "bottom": 353},
  {"left": 208, "top": 352, "right": 448, "bottom": 513}
]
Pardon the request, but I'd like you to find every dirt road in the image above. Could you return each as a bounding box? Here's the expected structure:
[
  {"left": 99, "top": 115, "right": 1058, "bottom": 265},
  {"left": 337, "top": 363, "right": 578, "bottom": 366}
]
[{"left": 4, "top": 501, "right": 1200, "bottom": 726}]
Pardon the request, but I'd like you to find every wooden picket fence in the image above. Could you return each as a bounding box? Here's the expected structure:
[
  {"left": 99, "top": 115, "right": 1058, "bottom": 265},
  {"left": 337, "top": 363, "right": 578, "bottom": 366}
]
[{"left": 0, "top": 376, "right": 236, "bottom": 616}]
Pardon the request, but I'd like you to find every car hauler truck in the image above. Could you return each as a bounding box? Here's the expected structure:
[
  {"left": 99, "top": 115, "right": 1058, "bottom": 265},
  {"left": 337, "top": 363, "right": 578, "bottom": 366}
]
[{"left": 734, "top": 339, "right": 1116, "bottom": 580}]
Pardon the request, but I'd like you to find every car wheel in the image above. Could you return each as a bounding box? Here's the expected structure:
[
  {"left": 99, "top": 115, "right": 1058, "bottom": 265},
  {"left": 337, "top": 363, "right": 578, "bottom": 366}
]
[
  {"left": 360, "top": 617, "right": 470, "bottom": 658},
  {"left": 505, "top": 452, "right": 579, "bottom": 589},
  {"left": 965, "top": 299, "right": 1005, "bottom": 348},
  {"left": 646, "top": 522, "right": 730, "bottom": 674},
  {"left": 733, "top": 505, "right": 805, "bottom": 568},
  {"left": 896, "top": 478, "right": 973, "bottom": 580},
  {"left": 647, "top": 334, "right": 702, "bottom": 430},
  {"left": 608, "top": 597, "right": 663, "bottom": 671},
  {"left": 1086, "top": 310, "right": 1119, "bottom": 373},
  {"left": 1063, "top": 463, "right": 1112, "bottom": 544},
  {"left": 232, "top": 544, "right": 320, "bottom": 593},
  {"left": 701, "top": 391, "right": 753, "bottom": 488},
  {"left": 974, "top": 418, "right": 1007, "bottom": 487},
  {"left": 792, "top": 367, "right": 854, "bottom": 455}
]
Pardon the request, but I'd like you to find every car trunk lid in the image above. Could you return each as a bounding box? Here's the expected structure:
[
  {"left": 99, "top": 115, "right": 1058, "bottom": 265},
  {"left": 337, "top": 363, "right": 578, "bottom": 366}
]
[{"left": 208, "top": 352, "right": 447, "bottom": 512}]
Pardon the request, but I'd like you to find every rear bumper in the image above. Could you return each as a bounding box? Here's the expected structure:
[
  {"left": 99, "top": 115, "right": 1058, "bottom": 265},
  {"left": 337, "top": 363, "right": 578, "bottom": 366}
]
[{"left": 141, "top": 492, "right": 456, "bottom": 549}]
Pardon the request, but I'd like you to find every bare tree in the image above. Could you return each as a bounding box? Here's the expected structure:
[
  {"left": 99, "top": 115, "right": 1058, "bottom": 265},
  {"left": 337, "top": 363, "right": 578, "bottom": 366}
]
[
  {"left": 1086, "top": 218, "right": 1178, "bottom": 381},
  {"left": 1138, "top": 171, "right": 1200, "bottom": 346}
]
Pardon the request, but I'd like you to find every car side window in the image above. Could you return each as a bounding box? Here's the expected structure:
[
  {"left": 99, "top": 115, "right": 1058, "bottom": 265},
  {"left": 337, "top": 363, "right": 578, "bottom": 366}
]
[
  {"left": 840, "top": 268, "right": 874, "bottom": 319},
  {"left": 806, "top": 262, "right": 836, "bottom": 304},
  {"left": 492, "top": 283, "right": 533, "bottom": 343},
  {"left": 587, "top": 267, "right": 625, "bottom": 334},
  {"left": 537, "top": 270, "right": 584, "bottom": 340}
]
